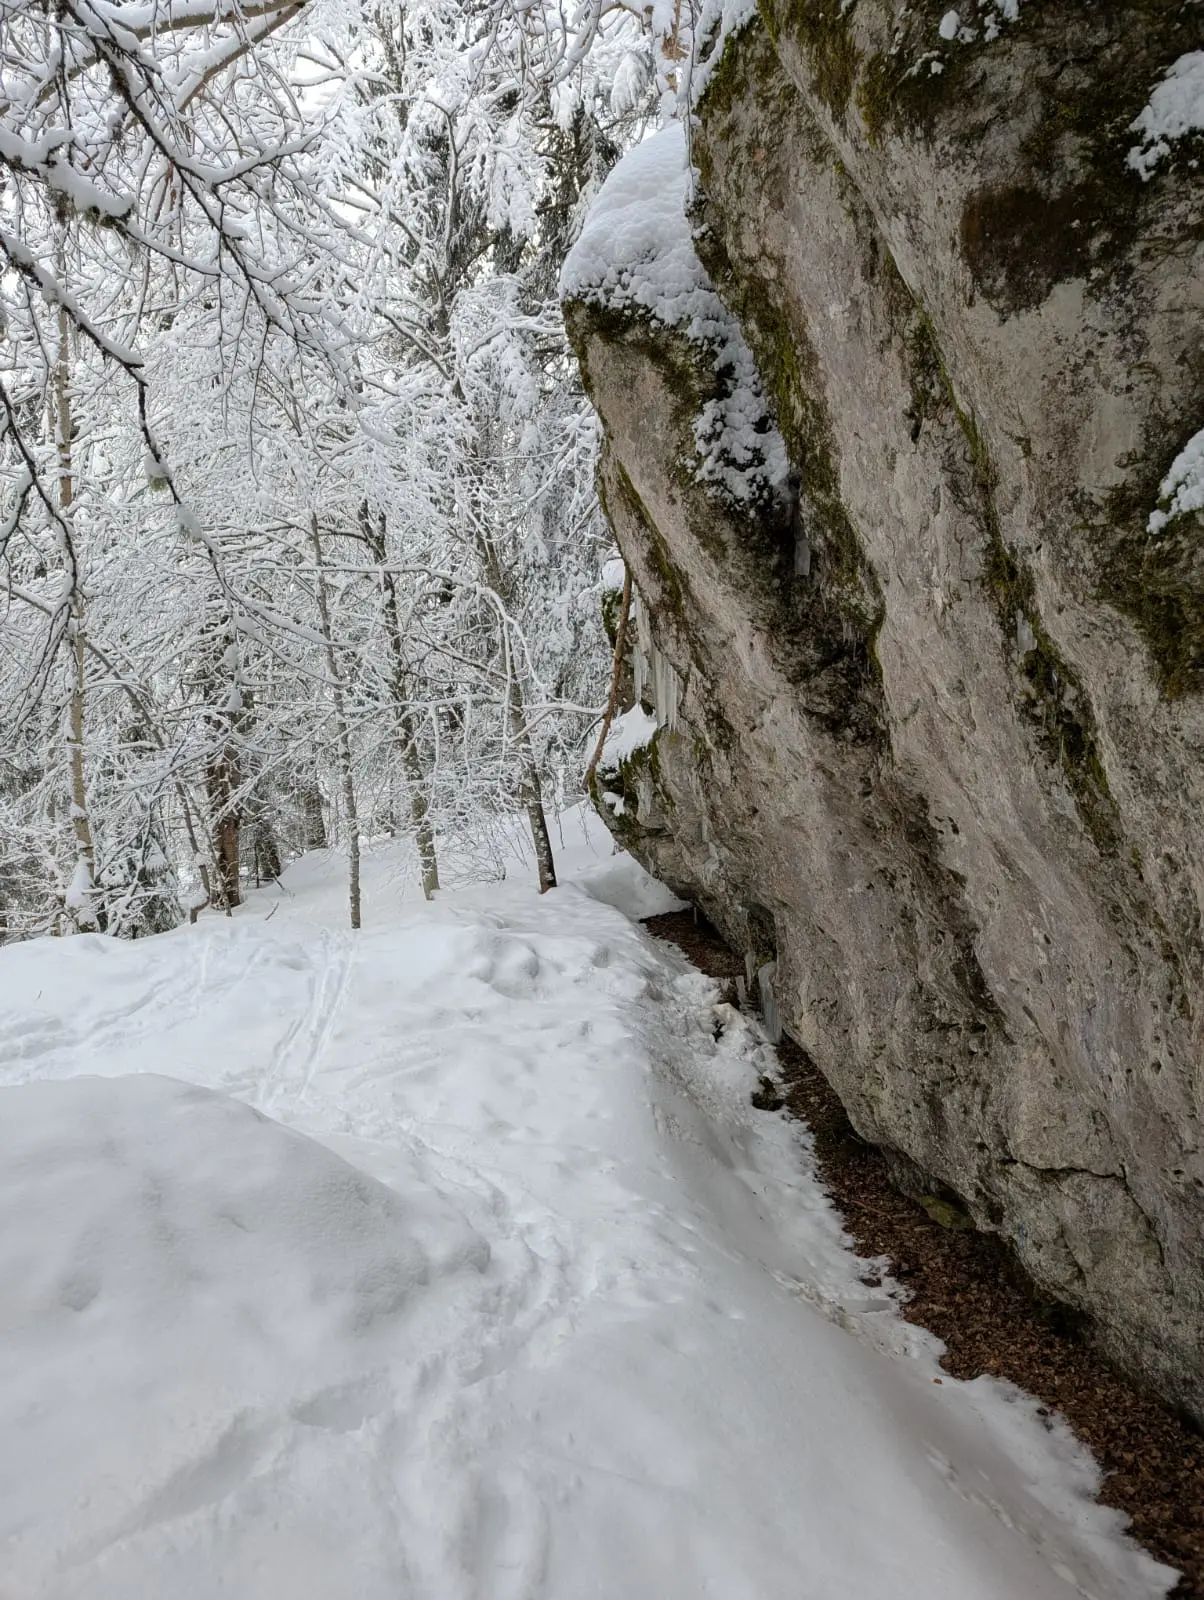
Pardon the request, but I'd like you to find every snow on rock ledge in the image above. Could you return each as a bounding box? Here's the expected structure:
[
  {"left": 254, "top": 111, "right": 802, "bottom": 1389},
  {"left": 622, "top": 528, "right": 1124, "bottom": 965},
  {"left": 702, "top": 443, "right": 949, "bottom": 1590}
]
[
  {"left": 1149, "top": 424, "right": 1204, "bottom": 532},
  {"left": 599, "top": 704, "right": 658, "bottom": 772},
  {"left": 1129, "top": 50, "right": 1204, "bottom": 180},
  {"left": 561, "top": 124, "right": 787, "bottom": 507}
]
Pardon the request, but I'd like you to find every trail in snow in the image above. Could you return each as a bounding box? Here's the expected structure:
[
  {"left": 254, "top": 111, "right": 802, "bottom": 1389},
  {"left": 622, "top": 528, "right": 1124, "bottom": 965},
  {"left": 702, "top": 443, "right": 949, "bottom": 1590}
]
[{"left": 0, "top": 810, "right": 1177, "bottom": 1599}]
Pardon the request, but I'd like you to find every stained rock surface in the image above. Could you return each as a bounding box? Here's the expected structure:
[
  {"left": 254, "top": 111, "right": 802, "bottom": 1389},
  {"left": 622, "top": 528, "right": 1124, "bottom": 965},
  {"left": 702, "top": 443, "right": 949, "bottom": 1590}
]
[{"left": 562, "top": 1, "right": 1204, "bottom": 1419}]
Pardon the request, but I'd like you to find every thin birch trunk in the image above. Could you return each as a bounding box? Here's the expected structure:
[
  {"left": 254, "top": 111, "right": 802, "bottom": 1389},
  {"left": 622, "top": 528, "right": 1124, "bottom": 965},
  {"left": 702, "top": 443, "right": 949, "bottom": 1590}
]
[
  {"left": 475, "top": 528, "right": 558, "bottom": 893},
  {"left": 300, "top": 782, "right": 327, "bottom": 850},
  {"left": 56, "top": 298, "right": 100, "bottom": 931},
  {"left": 182, "top": 785, "right": 216, "bottom": 923},
  {"left": 310, "top": 517, "right": 361, "bottom": 929},
  {"left": 361, "top": 506, "right": 439, "bottom": 899},
  {"left": 507, "top": 672, "right": 558, "bottom": 893},
  {"left": 203, "top": 614, "right": 249, "bottom": 913}
]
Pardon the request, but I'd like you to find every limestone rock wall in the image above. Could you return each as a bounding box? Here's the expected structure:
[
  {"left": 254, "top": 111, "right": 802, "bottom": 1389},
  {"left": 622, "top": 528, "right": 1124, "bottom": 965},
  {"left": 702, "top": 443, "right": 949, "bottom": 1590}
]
[{"left": 564, "top": 1, "right": 1204, "bottom": 1417}]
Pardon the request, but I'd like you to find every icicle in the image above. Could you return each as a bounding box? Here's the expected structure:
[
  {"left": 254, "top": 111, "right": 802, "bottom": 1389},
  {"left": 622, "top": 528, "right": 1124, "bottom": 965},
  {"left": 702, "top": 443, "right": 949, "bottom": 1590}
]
[
  {"left": 652, "top": 646, "right": 680, "bottom": 732},
  {"left": 632, "top": 595, "right": 681, "bottom": 732},
  {"left": 757, "top": 961, "right": 782, "bottom": 1045}
]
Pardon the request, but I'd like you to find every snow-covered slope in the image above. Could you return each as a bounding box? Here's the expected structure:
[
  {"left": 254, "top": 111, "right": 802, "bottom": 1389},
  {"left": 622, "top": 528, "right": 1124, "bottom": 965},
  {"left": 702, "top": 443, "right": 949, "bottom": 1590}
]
[{"left": 0, "top": 813, "right": 1175, "bottom": 1598}]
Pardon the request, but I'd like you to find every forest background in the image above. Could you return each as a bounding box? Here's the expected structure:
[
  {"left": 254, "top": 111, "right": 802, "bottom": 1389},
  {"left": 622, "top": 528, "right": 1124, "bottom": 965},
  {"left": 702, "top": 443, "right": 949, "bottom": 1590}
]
[{"left": 0, "top": 0, "right": 698, "bottom": 936}]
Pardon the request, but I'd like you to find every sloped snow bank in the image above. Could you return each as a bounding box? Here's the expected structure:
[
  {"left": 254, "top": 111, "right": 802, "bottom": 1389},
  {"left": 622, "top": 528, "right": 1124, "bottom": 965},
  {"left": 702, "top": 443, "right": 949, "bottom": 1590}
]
[
  {"left": 0, "top": 1075, "right": 475, "bottom": 1598},
  {"left": 0, "top": 823, "right": 1177, "bottom": 1600}
]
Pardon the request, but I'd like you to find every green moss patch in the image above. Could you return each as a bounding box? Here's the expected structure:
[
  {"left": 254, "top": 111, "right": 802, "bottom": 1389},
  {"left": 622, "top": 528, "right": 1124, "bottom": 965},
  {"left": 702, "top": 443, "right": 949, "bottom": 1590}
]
[
  {"left": 758, "top": 0, "right": 859, "bottom": 119},
  {"left": 1098, "top": 456, "right": 1204, "bottom": 701},
  {"left": 916, "top": 1192, "right": 977, "bottom": 1231},
  {"left": 588, "top": 724, "right": 669, "bottom": 849},
  {"left": 596, "top": 453, "right": 690, "bottom": 630},
  {"left": 982, "top": 534, "right": 1122, "bottom": 856},
  {"left": 892, "top": 284, "right": 1124, "bottom": 853},
  {"left": 600, "top": 584, "right": 625, "bottom": 648}
]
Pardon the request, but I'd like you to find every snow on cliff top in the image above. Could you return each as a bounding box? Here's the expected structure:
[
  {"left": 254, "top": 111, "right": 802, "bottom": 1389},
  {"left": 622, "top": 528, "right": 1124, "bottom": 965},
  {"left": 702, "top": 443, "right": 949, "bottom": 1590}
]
[
  {"left": 560, "top": 124, "right": 713, "bottom": 330},
  {"left": 560, "top": 123, "right": 788, "bottom": 505}
]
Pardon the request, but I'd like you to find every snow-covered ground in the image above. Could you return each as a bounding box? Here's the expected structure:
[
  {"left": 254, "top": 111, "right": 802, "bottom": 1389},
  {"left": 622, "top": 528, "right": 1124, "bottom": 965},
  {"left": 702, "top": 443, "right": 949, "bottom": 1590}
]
[{"left": 0, "top": 809, "right": 1176, "bottom": 1599}]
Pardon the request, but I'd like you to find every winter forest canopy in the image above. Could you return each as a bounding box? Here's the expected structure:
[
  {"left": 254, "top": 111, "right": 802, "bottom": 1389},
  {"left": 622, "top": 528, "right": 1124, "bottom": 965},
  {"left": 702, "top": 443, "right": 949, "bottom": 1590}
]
[{"left": 0, "top": 0, "right": 689, "bottom": 938}]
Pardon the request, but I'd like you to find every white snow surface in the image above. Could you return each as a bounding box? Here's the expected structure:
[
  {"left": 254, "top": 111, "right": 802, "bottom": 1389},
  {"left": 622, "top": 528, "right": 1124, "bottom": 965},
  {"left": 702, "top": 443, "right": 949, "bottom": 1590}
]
[
  {"left": 1149, "top": 423, "right": 1204, "bottom": 532},
  {"left": 600, "top": 555, "right": 627, "bottom": 591},
  {"left": 560, "top": 124, "right": 788, "bottom": 506},
  {"left": 932, "top": 0, "right": 1021, "bottom": 45},
  {"left": 599, "top": 704, "right": 659, "bottom": 771},
  {"left": 1129, "top": 50, "right": 1204, "bottom": 179},
  {"left": 63, "top": 855, "right": 95, "bottom": 913},
  {"left": 0, "top": 807, "right": 1176, "bottom": 1600},
  {"left": 688, "top": 0, "right": 759, "bottom": 105}
]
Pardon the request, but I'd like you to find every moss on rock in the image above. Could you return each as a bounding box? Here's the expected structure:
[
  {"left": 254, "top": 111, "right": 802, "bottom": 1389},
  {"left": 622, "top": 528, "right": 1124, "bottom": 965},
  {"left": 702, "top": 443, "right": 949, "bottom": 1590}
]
[
  {"left": 1098, "top": 444, "right": 1204, "bottom": 701},
  {"left": 589, "top": 724, "right": 670, "bottom": 850},
  {"left": 890, "top": 280, "right": 1125, "bottom": 855},
  {"left": 694, "top": 16, "right": 887, "bottom": 723},
  {"left": 982, "top": 533, "right": 1123, "bottom": 857},
  {"left": 757, "top": 0, "right": 860, "bottom": 120},
  {"left": 599, "top": 584, "right": 625, "bottom": 649}
]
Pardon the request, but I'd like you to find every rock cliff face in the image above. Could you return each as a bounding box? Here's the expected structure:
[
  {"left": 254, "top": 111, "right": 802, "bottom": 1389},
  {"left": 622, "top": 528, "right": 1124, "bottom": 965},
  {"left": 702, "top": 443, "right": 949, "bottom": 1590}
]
[{"left": 562, "top": 3, "right": 1204, "bottom": 1418}]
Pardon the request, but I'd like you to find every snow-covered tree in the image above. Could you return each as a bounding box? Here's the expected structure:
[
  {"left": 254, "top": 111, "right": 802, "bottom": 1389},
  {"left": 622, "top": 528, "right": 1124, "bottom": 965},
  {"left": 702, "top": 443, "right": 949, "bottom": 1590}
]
[{"left": 1, "top": 0, "right": 656, "bottom": 936}]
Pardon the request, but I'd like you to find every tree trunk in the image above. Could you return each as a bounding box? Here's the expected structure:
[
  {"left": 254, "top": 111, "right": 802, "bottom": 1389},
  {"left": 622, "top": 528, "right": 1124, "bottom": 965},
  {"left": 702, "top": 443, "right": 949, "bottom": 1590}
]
[
  {"left": 300, "top": 782, "right": 327, "bottom": 849},
  {"left": 361, "top": 505, "right": 439, "bottom": 899},
  {"left": 507, "top": 674, "right": 558, "bottom": 894},
  {"left": 253, "top": 816, "right": 283, "bottom": 882},
  {"left": 474, "top": 523, "right": 558, "bottom": 894},
  {"left": 398, "top": 704, "right": 440, "bottom": 900},
  {"left": 66, "top": 600, "right": 100, "bottom": 927},
  {"left": 310, "top": 517, "right": 361, "bottom": 929},
  {"left": 56, "top": 297, "right": 101, "bottom": 931},
  {"left": 178, "top": 787, "right": 215, "bottom": 922},
  {"left": 206, "top": 739, "right": 242, "bottom": 910}
]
